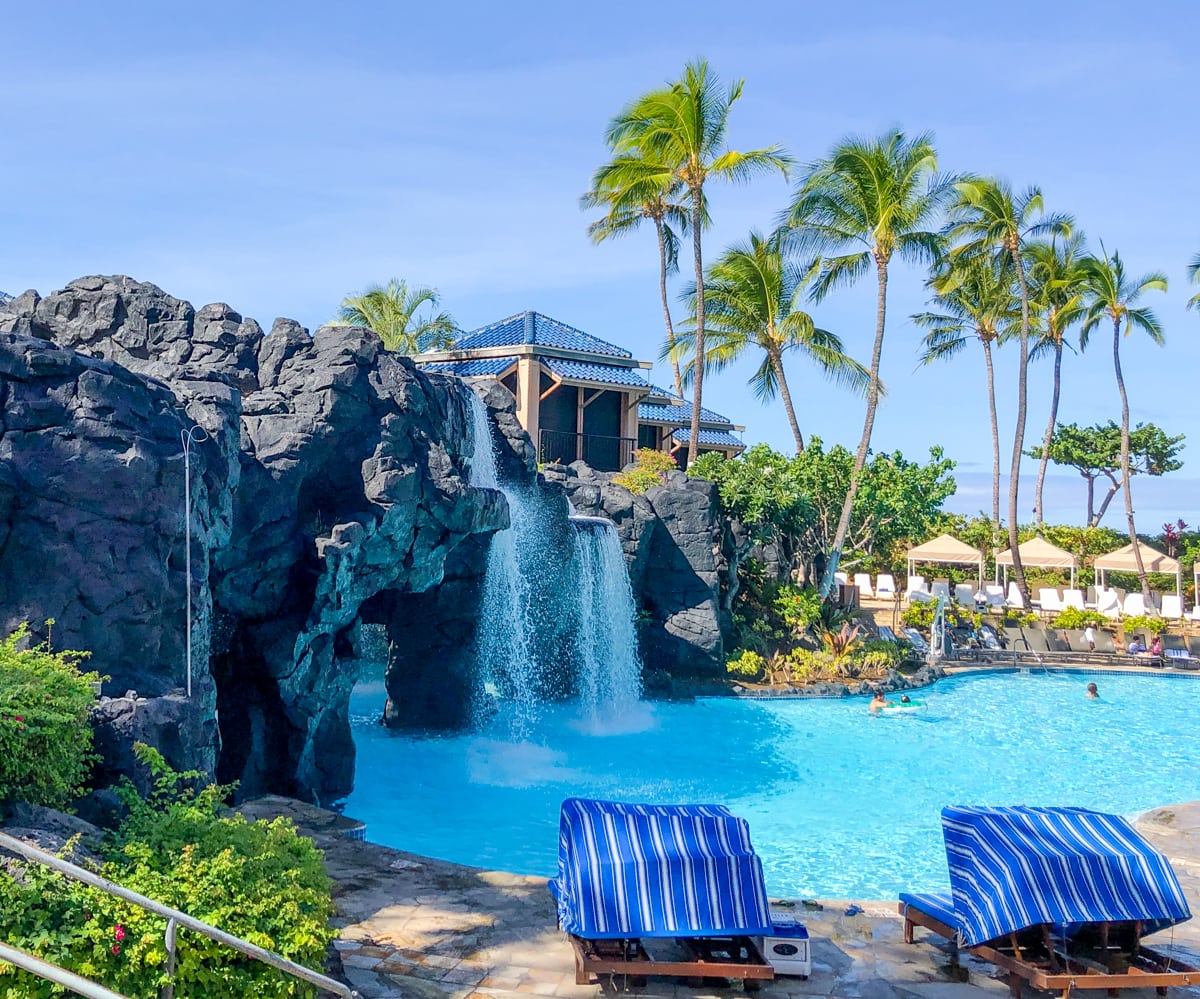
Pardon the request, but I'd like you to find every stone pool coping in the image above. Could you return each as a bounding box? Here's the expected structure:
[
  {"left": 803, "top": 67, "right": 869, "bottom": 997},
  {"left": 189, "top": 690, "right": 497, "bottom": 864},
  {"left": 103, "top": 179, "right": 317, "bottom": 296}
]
[{"left": 241, "top": 797, "right": 1200, "bottom": 999}]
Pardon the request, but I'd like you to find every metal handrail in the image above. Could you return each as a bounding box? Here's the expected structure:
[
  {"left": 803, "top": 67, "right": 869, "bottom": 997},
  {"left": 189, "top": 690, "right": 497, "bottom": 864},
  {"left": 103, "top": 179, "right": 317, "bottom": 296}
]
[
  {"left": 0, "top": 940, "right": 133, "bottom": 999},
  {"left": 0, "top": 830, "right": 358, "bottom": 998}
]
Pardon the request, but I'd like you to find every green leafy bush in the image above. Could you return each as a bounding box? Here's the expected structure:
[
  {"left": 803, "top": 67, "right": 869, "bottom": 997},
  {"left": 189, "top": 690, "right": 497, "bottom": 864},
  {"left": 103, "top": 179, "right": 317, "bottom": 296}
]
[
  {"left": 0, "top": 623, "right": 100, "bottom": 810},
  {"left": 1123, "top": 614, "right": 1167, "bottom": 636},
  {"left": 1051, "top": 607, "right": 1107, "bottom": 629},
  {"left": 857, "top": 639, "right": 906, "bottom": 667},
  {"left": 725, "top": 649, "right": 766, "bottom": 680},
  {"left": 901, "top": 601, "right": 936, "bottom": 629},
  {"left": 612, "top": 448, "right": 677, "bottom": 495},
  {"left": 786, "top": 648, "right": 839, "bottom": 682},
  {"left": 0, "top": 746, "right": 335, "bottom": 999},
  {"left": 773, "top": 584, "right": 823, "bottom": 635}
]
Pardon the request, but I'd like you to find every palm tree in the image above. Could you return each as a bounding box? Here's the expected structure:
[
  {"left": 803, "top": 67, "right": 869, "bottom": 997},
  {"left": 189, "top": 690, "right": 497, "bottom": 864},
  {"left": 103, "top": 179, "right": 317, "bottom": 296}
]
[
  {"left": 1188, "top": 253, "right": 1200, "bottom": 311},
  {"left": 605, "top": 59, "right": 792, "bottom": 468},
  {"left": 337, "top": 279, "right": 456, "bottom": 354},
  {"left": 673, "top": 230, "right": 871, "bottom": 453},
  {"left": 786, "top": 129, "right": 950, "bottom": 596},
  {"left": 913, "top": 254, "right": 1020, "bottom": 534},
  {"left": 1026, "top": 233, "right": 1089, "bottom": 527},
  {"left": 1080, "top": 248, "right": 1168, "bottom": 601},
  {"left": 582, "top": 153, "right": 692, "bottom": 397},
  {"left": 946, "top": 179, "right": 1071, "bottom": 605}
]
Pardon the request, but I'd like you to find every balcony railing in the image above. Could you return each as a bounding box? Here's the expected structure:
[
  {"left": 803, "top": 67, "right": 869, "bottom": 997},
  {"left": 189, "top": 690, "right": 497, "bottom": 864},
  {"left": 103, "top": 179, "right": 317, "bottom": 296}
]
[{"left": 539, "top": 429, "right": 634, "bottom": 472}]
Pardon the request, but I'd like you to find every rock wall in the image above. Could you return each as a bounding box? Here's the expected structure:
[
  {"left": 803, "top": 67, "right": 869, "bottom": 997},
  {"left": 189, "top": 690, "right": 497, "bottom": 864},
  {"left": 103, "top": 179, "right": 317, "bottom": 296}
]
[
  {"left": 0, "top": 276, "right": 507, "bottom": 803},
  {"left": 543, "top": 462, "right": 726, "bottom": 677}
]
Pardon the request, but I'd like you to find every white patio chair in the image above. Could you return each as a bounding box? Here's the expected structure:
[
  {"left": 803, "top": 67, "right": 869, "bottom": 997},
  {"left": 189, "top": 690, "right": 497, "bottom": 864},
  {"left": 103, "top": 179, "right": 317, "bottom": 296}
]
[
  {"left": 907, "top": 574, "right": 927, "bottom": 594},
  {"left": 984, "top": 584, "right": 1006, "bottom": 609},
  {"left": 1123, "top": 592, "right": 1147, "bottom": 617},
  {"left": 1161, "top": 594, "right": 1183, "bottom": 620},
  {"left": 931, "top": 581, "right": 952, "bottom": 603},
  {"left": 1187, "top": 604, "right": 1200, "bottom": 623},
  {"left": 1062, "top": 589, "right": 1086, "bottom": 611},
  {"left": 1006, "top": 581, "right": 1025, "bottom": 610},
  {"left": 1097, "top": 589, "right": 1121, "bottom": 619},
  {"left": 853, "top": 573, "right": 873, "bottom": 598},
  {"left": 1039, "top": 588, "right": 1064, "bottom": 614},
  {"left": 834, "top": 571, "right": 848, "bottom": 587},
  {"left": 876, "top": 573, "right": 896, "bottom": 597},
  {"left": 954, "top": 583, "right": 974, "bottom": 606}
]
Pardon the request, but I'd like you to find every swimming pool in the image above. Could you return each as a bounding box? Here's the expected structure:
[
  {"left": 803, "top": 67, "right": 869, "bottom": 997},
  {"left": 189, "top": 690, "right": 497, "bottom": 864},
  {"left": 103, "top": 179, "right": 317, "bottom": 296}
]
[{"left": 344, "top": 670, "right": 1200, "bottom": 900}]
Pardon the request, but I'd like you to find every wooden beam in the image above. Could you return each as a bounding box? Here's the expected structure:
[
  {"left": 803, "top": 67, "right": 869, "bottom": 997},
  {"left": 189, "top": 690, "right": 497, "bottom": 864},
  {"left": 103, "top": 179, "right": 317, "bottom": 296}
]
[
  {"left": 581, "top": 389, "right": 604, "bottom": 408},
  {"left": 539, "top": 375, "right": 563, "bottom": 401}
]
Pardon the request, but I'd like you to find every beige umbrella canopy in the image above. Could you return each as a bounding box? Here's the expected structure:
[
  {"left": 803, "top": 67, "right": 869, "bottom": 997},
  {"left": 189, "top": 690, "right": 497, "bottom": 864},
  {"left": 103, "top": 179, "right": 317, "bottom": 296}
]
[
  {"left": 906, "top": 533, "right": 985, "bottom": 585},
  {"left": 1093, "top": 542, "right": 1181, "bottom": 595},
  {"left": 994, "top": 536, "right": 1078, "bottom": 587}
]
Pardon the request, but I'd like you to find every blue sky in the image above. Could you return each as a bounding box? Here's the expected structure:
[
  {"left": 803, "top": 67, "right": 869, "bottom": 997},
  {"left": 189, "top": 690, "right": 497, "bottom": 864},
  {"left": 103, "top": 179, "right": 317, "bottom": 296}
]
[{"left": 3, "top": 1, "right": 1197, "bottom": 528}]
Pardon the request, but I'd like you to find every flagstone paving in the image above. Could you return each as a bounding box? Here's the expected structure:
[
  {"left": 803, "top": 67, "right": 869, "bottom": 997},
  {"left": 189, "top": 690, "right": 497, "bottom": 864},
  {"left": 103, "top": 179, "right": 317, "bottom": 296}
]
[{"left": 240, "top": 797, "right": 1200, "bottom": 999}]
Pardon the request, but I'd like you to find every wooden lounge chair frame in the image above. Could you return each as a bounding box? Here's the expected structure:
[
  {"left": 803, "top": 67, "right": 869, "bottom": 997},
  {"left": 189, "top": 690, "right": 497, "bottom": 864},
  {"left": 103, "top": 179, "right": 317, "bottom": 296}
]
[
  {"left": 566, "top": 933, "right": 774, "bottom": 986},
  {"left": 900, "top": 900, "right": 1200, "bottom": 999}
]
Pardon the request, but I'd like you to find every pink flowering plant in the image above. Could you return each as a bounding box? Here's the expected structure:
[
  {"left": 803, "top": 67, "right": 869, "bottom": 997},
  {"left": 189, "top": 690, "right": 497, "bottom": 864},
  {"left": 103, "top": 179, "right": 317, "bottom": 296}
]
[{"left": 0, "top": 623, "right": 101, "bottom": 810}]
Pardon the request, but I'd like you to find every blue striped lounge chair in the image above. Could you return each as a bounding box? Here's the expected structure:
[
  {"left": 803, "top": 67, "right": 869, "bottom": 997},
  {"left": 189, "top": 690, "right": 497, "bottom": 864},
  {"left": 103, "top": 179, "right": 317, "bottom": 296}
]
[
  {"left": 549, "top": 797, "right": 776, "bottom": 985},
  {"left": 899, "top": 805, "right": 1197, "bottom": 999}
]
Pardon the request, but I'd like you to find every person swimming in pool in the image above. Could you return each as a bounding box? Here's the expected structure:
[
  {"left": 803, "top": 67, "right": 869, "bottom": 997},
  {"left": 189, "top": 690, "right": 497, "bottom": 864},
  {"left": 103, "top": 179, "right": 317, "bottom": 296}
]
[
  {"left": 900, "top": 694, "right": 912, "bottom": 703},
  {"left": 870, "top": 689, "right": 893, "bottom": 712},
  {"left": 1086, "top": 682, "right": 1099, "bottom": 699}
]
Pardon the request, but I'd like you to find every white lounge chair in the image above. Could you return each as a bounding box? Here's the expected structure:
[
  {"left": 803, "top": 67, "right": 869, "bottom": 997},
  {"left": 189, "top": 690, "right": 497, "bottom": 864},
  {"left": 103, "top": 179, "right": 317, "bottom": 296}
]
[
  {"left": 1123, "top": 592, "right": 1147, "bottom": 617},
  {"left": 983, "top": 584, "right": 1005, "bottom": 609},
  {"left": 1039, "top": 588, "right": 1064, "bottom": 614},
  {"left": 1063, "top": 588, "right": 1086, "bottom": 611},
  {"left": 876, "top": 573, "right": 897, "bottom": 597},
  {"left": 1187, "top": 604, "right": 1200, "bottom": 623},
  {"left": 1161, "top": 594, "right": 1183, "bottom": 620},
  {"left": 1006, "top": 582, "right": 1025, "bottom": 610},
  {"left": 907, "top": 574, "right": 927, "bottom": 594},
  {"left": 834, "top": 571, "right": 848, "bottom": 587},
  {"left": 853, "top": 573, "right": 873, "bottom": 598},
  {"left": 954, "top": 583, "right": 974, "bottom": 606},
  {"left": 931, "top": 581, "right": 952, "bottom": 603},
  {"left": 1097, "top": 588, "right": 1121, "bottom": 620}
]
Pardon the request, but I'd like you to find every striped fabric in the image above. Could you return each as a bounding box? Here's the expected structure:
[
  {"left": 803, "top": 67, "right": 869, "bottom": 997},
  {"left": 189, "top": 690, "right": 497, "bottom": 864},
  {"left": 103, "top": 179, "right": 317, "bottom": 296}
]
[
  {"left": 550, "top": 798, "right": 773, "bottom": 940},
  {"left": 942, "top": 805, "right": 1191, "bottom": 946}
]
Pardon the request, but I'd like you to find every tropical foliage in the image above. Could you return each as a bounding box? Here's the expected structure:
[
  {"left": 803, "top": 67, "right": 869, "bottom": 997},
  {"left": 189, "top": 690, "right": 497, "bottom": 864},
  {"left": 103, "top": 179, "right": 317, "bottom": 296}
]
[
  {"left": 612, "top": 447, "right": 677, "bottom": 495},
  {"left": 0, "top": 624, "right": 100, "bottom": 810},
  {"left": 0, "top": 745, "right": 335, "bottom": 999},
  {"left": 602, "top": 58, "right": 791, "bottom": 467},
  {"left": 674, "top": 230, "right": 870, "bottom": 453},
  {"left": 337, "top": 278, "right": 456, "bottom": 354}
]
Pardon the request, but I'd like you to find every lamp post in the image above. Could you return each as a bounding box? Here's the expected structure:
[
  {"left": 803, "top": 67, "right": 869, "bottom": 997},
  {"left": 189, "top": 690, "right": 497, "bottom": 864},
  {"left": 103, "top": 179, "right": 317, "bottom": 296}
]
[{"left": 180, "top": 425, "right": 208, "bottom": 699}]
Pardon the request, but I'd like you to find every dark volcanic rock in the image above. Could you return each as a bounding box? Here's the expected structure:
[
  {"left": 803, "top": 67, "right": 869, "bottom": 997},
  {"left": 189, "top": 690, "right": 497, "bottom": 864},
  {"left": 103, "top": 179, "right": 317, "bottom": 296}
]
[{"left": 0, "top": 277, "right": 508, "bottom": 803}]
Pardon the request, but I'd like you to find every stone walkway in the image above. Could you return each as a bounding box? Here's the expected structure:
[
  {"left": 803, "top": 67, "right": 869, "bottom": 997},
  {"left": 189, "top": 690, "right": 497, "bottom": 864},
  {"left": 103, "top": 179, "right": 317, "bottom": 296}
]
[{"left": 242, "top": 797, "right": 1200, "bottom": 999}]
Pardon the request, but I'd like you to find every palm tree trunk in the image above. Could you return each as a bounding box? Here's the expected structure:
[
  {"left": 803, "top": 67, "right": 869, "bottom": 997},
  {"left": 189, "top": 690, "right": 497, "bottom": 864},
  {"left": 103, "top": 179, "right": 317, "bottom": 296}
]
[
  {"left": 982, "top": 337, "right": 1001, "bottom": 537},
  {"left": 1033, "top": 339, "right": 1063, "bottom": 529},
  {"left": 771, "top": 348, "right": 805, "bottom": 453},
  {"left": 1114, "top": 315, "right": 1150, "bottom": 600},
  {"left": 655, "top": 218, "right": 683, "bottom": 398},
  {"left": 1007, "top": 246, "right": 1032, "bottom": 605},
  {"left": 819, "top": 255, "right": 887, "bottom": 598},
  {"left": 1085, "top": 473, "right": 1096, "bottom": 526},
  {"left": 685, "top": 190, "right": 705, "bottom": 469}
]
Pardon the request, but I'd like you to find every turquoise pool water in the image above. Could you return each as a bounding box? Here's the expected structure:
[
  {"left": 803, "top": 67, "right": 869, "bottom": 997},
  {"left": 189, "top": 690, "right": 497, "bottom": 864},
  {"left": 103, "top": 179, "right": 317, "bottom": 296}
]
[{"left": 344, "top": 670, "right": 1200, "bottom": 900}]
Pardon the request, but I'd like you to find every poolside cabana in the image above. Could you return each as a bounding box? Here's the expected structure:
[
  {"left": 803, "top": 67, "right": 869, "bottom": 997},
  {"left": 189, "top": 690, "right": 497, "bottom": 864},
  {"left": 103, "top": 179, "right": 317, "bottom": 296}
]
[
  {"left": 994, "top": 536, "right": 1078, "bottom": 588},
  {"left": 905, "top": 534, "right": 985, "bottom": 588},
  {"left": 1094, "top": 541, "right": 1181, "bottom": 596}
]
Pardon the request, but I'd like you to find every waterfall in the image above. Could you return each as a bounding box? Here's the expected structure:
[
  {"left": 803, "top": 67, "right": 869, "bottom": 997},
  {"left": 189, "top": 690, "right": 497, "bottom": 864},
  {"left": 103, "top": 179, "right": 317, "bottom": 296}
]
[
  {"left": 570, "top": 516, "right": 643, "bottom": 719},
  {"left": 464, "top": 389, "right": 642, "bottom": 731}
]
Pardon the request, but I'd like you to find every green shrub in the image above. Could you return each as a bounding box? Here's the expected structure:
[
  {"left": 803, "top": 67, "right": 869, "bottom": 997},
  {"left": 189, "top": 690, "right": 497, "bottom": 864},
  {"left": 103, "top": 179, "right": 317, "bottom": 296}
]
[
  {"left": 901, "top": 601, "right": 936, "bottom": 629},
  {"left": 0, "top": 623, "right": 100, "bottom": 810},
  {"left": 857, "top": 639, "right": 905, "bottom": 667},
  {"left": 786, "top": 648, "right": 839, "bottom": 682},
  {"left": 725, "top": 649, "right": 766, "bottom": 680},
  {"left": 1051, "top": 607, "right": 1107, "bottom": 629},
  {"left": 773, "top": 584, "right": 823, "bottom": 635},
  {"left": 612, "top": 448, "right": 678, "bottom": 495},
  {"left": 1123, "top": 614, "right": 1167, "bottom": 635},
  {"left": 0, "top": 745, "right": 335, "bottom": 999}
]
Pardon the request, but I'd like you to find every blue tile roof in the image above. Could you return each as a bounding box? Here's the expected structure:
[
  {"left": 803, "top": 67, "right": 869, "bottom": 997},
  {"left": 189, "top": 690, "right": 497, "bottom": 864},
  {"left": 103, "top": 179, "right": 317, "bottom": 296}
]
[
  {"left": 454, "top": 311, "right": 632, "bottom": 358},
  {"left": 671, "top": 428, "right": 746, "bottom": 449},
  {"left": 639, "top": 398, "right": 735, "bottom": 426},
  {"left": 422, "top": 357, "right": 517, "bottom": 377},
  {"left": 543, "top": 358, "right": 649, "bottom": 388}
]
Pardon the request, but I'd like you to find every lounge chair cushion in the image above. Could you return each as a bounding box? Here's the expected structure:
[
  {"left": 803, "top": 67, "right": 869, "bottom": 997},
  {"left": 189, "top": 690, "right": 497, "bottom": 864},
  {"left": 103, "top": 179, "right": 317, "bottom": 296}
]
[
  {"left": 899, "top": 892, "right": 958, "bottom": 929},
  {"left": 552, "top": 798, "right": 773, "bottom": 940},
  {"left": 942, "top": 805, "right": 1191, "bottom": 947}
]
